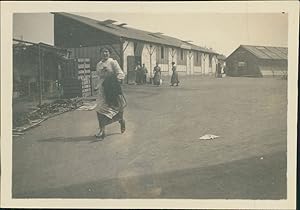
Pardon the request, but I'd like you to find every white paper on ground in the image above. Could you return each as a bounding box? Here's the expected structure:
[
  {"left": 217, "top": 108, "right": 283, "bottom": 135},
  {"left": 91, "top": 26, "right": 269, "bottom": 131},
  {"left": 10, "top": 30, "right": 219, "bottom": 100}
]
[{"left": 199, "top": 134, "right": 220, "bottom": 140}]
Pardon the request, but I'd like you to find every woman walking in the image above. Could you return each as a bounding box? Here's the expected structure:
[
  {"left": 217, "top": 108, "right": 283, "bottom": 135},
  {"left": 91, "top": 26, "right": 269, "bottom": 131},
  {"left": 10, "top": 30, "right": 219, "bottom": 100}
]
[
  {"left": 170, "top": 62, "right": 179, "bottom": 86},
  {"left": 94, "top": 47, "right": 126, "bottom": 140},
  {"left": 153, "top": 62, "right": 161, "bottom": 86}
]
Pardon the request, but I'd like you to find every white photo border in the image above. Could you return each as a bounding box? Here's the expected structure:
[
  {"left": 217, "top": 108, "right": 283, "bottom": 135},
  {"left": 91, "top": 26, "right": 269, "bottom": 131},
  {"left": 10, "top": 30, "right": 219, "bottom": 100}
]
[{"left": 1, "top": 1, "right": 299, "bottom": 209}]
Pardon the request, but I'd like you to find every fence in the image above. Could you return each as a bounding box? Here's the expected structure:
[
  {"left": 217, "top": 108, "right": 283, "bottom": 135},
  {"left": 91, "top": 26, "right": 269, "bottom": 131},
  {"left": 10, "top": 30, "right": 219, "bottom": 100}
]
[{"left": 13, "top": 39, "right": 70, "bottom": 104}]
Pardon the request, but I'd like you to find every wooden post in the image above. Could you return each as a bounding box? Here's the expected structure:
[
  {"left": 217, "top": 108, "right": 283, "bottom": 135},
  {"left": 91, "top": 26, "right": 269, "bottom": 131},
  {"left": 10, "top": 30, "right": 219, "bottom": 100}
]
[
  {"left": 188, "top": 51, "right": 193, "bottom": 75},
  {"left": 38, "top": 44, "right": 42, "bottom": 105},
  {"left": 170, "top": 48, "right": 176, "bottom": 76},
  {"left": 150, "top": 49, "right": 152, "bottom": 78},
  {"left": 203, "top": 54, "right": 207, "bottom": 76},
  {"left": 120, "top": 42, "right": 124, "bottom": 72},
  {"left": 146, "top": 44, "right": 156, "bottom": 83},
  {"left": 120, "top": 38, "right": 129, "bottom": 83}
]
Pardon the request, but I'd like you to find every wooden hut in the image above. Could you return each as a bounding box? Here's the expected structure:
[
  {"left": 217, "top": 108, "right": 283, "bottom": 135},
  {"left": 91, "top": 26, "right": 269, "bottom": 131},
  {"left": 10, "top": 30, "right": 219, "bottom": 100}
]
[{"left": 225, "top": 45, "right": 287, "bottom": 77}]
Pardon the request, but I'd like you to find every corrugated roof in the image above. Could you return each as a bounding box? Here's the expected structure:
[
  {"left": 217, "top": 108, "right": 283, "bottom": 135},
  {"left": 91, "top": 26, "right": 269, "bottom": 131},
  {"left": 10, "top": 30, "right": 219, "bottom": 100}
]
[
  {"left": 54, "top": 12, "right": 218, "bottom": 55},
  {"left": 241, "top": 45, "right": 287, "bottom": 60}
]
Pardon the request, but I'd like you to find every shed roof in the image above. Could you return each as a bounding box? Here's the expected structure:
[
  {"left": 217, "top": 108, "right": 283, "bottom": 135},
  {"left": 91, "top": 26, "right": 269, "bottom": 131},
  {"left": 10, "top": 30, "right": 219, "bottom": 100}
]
[
  {"left": 13, "top": 39, "right": 69, "bottom": 54},
  {"left": 217, "top": 54, "right": 226, "bottom": 60},
  {"left": 240, "top": 45, "right": 287, "bottom": 60},
  {"left": 54, "top": 12, "right": 218, "bottom": 55}
]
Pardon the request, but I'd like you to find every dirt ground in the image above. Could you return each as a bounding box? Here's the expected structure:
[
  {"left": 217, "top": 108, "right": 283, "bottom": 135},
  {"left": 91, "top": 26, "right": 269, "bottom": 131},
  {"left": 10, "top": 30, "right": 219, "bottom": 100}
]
[{"left": 12, "top": 76, "right": 287, "bottom": 199}]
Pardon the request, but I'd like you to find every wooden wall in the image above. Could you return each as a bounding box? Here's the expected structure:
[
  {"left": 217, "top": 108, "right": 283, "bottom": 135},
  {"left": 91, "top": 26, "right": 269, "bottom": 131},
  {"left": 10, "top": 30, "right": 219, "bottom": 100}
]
[{"left": 226, "top": 47, "right": 261, "bottom": 77}]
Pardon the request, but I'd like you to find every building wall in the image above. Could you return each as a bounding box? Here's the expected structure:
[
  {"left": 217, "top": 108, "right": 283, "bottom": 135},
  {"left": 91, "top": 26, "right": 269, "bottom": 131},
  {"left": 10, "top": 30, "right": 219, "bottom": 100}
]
[
  {"left": 202, "top": 54, "right": 210, "bottom": 75},
  {"left": 157, "top": 45, "right": 170, "bottom": 75},
  {"left": 68, "top": 44, "right": 121, "bottom": 71},
  {"left": 140, "top": 43, "right": 162, "bottom": 78},
  {"left": 211, "top": 55, "right": 217, "bottom": 75},
  {"left": 258, "top": 59, "right": 287, "bottom": 77},
  {"left": 156, "top": 45, "right": 169, "bottom": 64},
  {"left": 122, "top": 41, "right": 135, "bottom": 75},
  {"left": 259, "top": 66, "right": 287, "bottom": 76},
  {"left": 177, "top": 48, "right": 187, "bottom": 66},
  {"left": 121, "top": 40, "right": 218, "bottom": 78},
  {"left": 193, "top": 51, "right": 202, "bottom": 74},
  {"left": 226, "top": 47, "right": 262, "bottom": 77},
  {"left": 185, "top": 52, "right": 192, "bottom": 75}
]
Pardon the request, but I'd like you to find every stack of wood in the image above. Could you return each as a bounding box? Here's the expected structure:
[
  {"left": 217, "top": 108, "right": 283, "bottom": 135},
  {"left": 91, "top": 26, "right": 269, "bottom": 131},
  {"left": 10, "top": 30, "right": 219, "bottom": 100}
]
[
  {"left": 62, "top": 58, "right": 92, "bottom": 98},
  {"left": 13, "top": 98, "right": 83, "bottom": 133},
  {"left": 77, "top": 58, "right": 91, "bottom": 97}
]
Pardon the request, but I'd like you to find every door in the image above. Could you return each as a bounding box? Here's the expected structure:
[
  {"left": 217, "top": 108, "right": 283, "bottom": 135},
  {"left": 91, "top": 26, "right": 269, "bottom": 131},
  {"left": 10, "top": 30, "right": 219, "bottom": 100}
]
[{"left": 127, "top": 56, "right": 136, "bottom": 84}]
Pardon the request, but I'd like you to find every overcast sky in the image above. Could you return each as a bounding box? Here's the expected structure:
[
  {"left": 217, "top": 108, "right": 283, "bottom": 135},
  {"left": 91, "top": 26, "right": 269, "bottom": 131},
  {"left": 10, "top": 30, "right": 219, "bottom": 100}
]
[{"left": 13, "top": 12, "right": 288, "bottom": 56}]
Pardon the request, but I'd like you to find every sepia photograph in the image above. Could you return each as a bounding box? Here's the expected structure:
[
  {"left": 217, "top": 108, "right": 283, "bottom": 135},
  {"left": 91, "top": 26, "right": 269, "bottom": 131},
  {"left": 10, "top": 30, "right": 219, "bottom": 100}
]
[{"left": 1, "top": 1, "right": 298, "bottom": 209}]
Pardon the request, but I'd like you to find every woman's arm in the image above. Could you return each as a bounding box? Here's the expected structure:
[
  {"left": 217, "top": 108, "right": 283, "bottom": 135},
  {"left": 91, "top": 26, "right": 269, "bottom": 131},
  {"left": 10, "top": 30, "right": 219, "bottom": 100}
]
[
  {"left": 112, "top": 60, "right": 125, "bottom": 81},
  {"left": 94, "top": 62, "right": 102, "bottom": 90}
]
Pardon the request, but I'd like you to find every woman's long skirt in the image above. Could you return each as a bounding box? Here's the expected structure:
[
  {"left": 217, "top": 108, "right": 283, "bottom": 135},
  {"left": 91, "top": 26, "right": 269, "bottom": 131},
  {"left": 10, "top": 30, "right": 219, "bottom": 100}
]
[
  {"left": 153, "top": 72, "right": 161, "bottom": 85},
  {"left": 171, "top": 71, "right": 179, "bottom": 85},
  {"left": 96, "top": 84, "right": 126, "bottom": 127}
]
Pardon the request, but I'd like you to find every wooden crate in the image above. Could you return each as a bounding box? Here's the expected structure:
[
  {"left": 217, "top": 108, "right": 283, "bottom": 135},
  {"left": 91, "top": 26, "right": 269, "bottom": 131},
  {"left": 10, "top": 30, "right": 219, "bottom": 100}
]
[{"left": 77, "top": 58, "right": 91, "bottom": 97}]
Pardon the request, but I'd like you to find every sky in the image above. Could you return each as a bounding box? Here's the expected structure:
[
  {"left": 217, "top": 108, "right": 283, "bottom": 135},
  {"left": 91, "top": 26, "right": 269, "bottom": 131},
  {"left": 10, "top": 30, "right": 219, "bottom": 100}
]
[{"left": 13, "top": 12, "right": 288, "bottom": 56}]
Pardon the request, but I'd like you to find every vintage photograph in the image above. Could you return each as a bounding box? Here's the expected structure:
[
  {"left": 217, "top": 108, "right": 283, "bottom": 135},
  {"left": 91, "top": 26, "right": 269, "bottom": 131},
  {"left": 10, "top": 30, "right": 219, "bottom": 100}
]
[{"left": 1, "top": 1, "right": 298, "bottom": 209}]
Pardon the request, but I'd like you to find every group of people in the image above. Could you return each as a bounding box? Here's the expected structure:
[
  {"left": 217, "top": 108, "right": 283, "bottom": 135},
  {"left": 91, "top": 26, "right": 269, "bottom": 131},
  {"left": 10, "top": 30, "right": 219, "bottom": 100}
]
[
  {"left": 135, "top": 62, "right": 148, "bottom": 85},
  {"left": 216, "top": 63, "right": 226, "bottom": 78},
  {"left": 94, "top": 47, "right": 180, "bottom": 140},
  {"left": 135, "top": 62, "right": 180, "bottom": 87}
]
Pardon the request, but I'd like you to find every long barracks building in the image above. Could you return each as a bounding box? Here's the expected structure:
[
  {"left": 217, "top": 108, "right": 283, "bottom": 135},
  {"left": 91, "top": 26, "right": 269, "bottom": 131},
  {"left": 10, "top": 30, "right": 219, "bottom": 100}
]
[{"left": 53, "top": 12, "right": 220, "bottom": 83}]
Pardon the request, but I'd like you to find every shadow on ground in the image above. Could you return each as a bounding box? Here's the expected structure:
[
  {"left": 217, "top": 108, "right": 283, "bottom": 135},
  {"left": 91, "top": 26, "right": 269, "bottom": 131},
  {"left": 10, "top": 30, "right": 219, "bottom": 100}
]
[
  {"left": 13, "top": 151, "right": 286, "bottom": 199},
  {"left": 37, "top": 133, "right": 121, "bottom": 143}
]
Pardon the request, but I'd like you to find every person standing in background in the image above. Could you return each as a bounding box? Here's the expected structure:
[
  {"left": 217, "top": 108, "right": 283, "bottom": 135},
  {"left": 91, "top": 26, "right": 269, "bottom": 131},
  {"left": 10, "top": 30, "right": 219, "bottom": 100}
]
[
  {"left": 153, "top": 62, "right": 161, "bottom": 86},
  {"left": 170, "top": 62, "right": 179, "bottom": 86},
  {"left": 141, "top": 63, "right": 148, "bottom": 84},
  {"left": 135, "top": 61, "right": 142, "bottom": 85}
]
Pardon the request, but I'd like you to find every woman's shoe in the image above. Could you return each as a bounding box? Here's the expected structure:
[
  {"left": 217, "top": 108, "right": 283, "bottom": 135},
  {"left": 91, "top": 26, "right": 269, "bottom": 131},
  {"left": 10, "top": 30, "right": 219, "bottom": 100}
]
[
  {"left": 95, "top": 130, "right": 105, "bottom": 139},
  {"left": 120, "top": 119, "right": 126, "bottom": 133}
]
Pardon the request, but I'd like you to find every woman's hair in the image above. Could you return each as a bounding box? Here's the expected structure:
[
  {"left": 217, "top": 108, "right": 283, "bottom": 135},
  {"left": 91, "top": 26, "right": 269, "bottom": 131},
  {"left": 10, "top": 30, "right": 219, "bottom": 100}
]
[{"left": 99, "top": 47, "right": 112, "bottom": 54}]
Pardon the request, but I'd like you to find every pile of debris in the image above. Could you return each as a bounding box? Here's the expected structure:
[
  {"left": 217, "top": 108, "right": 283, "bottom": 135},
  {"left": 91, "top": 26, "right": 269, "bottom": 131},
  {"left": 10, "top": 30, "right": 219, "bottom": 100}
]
[{"left": 13, "top": 98, "right": 83, "bottom": 133}]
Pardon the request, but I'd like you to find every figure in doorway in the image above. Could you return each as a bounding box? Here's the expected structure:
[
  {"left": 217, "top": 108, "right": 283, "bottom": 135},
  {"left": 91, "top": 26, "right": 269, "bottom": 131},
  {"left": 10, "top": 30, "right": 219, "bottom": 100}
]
[
  {"left": 141, "top": 63, "right": 148, "bottom": 84},
  {"left": 135, "top": 61, "right": 142, "bottom": 85}
]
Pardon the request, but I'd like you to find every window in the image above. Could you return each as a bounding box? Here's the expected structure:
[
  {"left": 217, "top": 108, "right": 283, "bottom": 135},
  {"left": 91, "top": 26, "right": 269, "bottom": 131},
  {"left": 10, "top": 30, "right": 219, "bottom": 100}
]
[
  {"left": 238, "top": 62, "right": 246, "bottom": 67},
  {"left": 196, "top": 52, "right": 199, "bottom": 62},
  {"left": 209, "top": 55, "right": 212, "bottom": 67},
  {"left": 180, "top": 49, "right": 184, "bottom": 60},
  {"left": 161, "top": 46, "right": 164, "bottom": 59}
]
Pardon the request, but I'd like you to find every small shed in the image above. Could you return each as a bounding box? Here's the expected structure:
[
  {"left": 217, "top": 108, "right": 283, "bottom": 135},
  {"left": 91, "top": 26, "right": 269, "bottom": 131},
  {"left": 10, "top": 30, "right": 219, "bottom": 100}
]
[
  {"left": 225, "top": 45, "right": 287, "bottom": 77},
  {"left": 13, "top": 40, "right": 69, "bottom": 98}
]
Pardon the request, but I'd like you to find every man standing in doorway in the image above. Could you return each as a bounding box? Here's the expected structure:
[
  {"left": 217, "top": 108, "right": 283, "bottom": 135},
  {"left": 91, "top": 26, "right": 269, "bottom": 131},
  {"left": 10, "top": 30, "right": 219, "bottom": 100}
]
[
  {"left": 141, "top": 63, "right": 148, "bottom": 84},
  {"left": 135, "top": 61, "right": 142, "bottom": 84}
]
